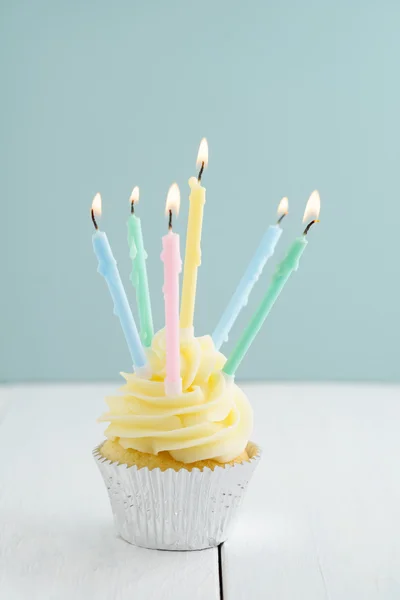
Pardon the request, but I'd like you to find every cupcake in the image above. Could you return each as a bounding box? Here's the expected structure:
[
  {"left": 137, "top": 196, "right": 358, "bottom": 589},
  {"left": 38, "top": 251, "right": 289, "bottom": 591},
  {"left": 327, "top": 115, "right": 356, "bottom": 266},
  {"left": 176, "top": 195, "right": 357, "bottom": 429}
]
[{"left": 94, "top": 329, "right": 261, "bottom": 550}]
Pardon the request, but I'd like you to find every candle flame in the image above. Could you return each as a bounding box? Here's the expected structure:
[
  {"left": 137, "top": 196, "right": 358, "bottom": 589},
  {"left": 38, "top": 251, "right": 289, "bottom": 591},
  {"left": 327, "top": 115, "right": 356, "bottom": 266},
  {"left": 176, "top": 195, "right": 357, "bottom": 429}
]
[
  {"left": 130, "top": 186, "right": 140, "bottom": 204},
  {"left": 92, "top": 192, "right": 102, "bottom": 217},
  {"left": 303, "top": 190, "right": 321, "bottom": 223},
  {"left": 196, "top": 138, "right": 209, "bottom": 168},
  {"left": 277, "top": 196, "right": 289, "bottom": 217},
  {"left": 165, "top": 183, "right": 180, "bottom": 216}
]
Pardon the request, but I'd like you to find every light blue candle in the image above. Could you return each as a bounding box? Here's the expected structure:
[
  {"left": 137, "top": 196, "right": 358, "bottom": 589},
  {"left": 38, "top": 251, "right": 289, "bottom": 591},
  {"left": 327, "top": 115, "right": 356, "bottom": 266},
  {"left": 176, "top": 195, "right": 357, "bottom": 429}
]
[
  {"left": 91, "top": 194, "right": 149, "bottom": 374},
  {"left": 223, "top": 190, "right": 321, "bottom": 377},
  {"left": 212, "top": 198, "right": 288, "bottom": 350}
]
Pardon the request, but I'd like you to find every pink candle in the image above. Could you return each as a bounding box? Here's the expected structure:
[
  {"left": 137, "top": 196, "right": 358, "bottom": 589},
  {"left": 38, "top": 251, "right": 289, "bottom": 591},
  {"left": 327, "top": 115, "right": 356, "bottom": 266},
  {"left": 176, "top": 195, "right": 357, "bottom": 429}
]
[{"left": 161, "top": 183, "right": 182, "bottom": 396}]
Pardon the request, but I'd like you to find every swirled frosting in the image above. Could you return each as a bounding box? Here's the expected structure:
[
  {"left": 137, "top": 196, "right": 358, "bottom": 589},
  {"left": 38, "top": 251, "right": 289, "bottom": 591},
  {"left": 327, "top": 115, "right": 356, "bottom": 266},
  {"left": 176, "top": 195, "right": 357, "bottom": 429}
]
[{"left": 99, "top": 329, "right": 253, "bottom": 464}]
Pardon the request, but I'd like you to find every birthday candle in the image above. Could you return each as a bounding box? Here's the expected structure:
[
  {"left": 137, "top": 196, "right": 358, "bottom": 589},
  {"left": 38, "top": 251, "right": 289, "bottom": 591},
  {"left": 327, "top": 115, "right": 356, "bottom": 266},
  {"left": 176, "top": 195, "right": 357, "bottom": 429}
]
[
  {"left": 223, "top": 191, "right": 321, "bottom": 377},
  {"left": 180, "top": 138, "right": 208, "bottom": 335},
  {"left": 91, "top": 193, "right": 150, "bottom": 378},
  {"left": 212, "top": 197, "right": 289, "bottom": 350},
  {"left": 127, "top": 186, "right": 154, "bottom": 347},
  {"left": 161, "top": 184, "right": 182, "bottom": 396}
]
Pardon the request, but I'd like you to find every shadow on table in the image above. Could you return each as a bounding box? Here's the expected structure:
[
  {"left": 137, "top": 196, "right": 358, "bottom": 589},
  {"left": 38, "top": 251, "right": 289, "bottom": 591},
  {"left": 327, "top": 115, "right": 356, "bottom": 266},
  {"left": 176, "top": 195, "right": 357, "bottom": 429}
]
[{"left": 1, "top": 512, "right": 206, "bottom": 598}]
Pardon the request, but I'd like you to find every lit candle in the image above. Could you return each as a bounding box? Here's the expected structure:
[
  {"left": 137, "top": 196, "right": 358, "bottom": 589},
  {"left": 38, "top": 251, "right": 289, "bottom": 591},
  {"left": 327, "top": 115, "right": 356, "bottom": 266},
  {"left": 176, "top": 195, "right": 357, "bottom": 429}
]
[
  {"left": 127, "top": 186, "right": 154, "bottom": 347},
  {"left": 223, "top": 191, "right": 321, "bottom": 377},
  {"left": 212, "top": 197, "right": 289, "bottom": 350},
  {"left": 161, "top": 184, "right": 182, "bottom": 396},
  {"left": 180, "top": 138, "right": 208, "bottom": 335},
  {"left": 91, "top": 193, "right": 150, "bottom": 378}
]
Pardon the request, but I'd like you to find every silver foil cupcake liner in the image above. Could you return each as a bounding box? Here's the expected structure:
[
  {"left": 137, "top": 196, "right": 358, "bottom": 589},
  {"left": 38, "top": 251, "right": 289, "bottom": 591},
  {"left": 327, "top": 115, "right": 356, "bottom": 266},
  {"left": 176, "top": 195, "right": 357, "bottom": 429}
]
[{"left": 93, "top": 442, "right": 261, "bottom": 551}]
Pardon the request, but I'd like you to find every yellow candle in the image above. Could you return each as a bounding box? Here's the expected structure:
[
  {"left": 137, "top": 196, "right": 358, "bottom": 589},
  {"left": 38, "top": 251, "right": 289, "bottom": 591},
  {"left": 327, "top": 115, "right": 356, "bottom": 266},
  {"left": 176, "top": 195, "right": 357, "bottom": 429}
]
[{"left": 180, "top": 138, "right": 208, "bottom": 332}]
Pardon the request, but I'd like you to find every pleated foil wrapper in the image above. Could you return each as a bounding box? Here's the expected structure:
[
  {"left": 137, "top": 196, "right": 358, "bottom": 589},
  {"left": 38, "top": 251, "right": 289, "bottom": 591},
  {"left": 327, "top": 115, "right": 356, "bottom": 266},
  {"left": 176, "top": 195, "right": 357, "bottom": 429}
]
[{"left": 93, "top": 442, "right": 261, "bottom": 551}]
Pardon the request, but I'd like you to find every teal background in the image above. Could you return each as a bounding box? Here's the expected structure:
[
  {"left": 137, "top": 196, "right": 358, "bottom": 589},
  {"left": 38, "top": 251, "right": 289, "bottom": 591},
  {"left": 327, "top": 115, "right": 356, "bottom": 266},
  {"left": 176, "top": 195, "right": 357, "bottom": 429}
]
[{"left": 2, "top": 0, "right": 399, "bottom": 383}]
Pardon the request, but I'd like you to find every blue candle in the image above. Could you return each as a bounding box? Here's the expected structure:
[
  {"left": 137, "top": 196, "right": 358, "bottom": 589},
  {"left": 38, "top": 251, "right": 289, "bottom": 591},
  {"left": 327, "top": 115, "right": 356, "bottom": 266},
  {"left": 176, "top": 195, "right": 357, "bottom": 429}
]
[
  {"left": 212, "top": 197, "right": 288, "bottom": 350},
  {"left": 91, "top": 194, "right": 149, "bottom": 376}
]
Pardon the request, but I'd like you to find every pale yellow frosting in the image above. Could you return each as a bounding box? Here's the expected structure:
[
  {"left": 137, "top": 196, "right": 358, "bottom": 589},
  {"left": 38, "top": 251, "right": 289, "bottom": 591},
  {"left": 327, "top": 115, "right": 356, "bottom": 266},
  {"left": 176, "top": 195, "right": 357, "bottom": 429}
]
[{"left": 99, "top": 329, "right": 253, "bottom": 464}]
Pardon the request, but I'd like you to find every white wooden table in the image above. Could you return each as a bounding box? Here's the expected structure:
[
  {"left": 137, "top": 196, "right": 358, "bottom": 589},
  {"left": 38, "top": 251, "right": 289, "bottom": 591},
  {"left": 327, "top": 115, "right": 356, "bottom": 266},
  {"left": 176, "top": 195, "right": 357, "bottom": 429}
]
[{"left": 0, "top": 383, "right": 399, "bottom": 600}]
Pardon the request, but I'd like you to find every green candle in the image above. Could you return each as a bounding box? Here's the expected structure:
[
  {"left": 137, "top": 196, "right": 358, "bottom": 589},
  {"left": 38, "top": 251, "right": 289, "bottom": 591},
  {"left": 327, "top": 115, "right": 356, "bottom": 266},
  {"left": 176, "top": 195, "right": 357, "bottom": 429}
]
[
  {"left": 223, "top": 191, "right": 320, "bottom": 377},
  {"left": 127, "top": 187, "right": 154, "bottom": 347}
]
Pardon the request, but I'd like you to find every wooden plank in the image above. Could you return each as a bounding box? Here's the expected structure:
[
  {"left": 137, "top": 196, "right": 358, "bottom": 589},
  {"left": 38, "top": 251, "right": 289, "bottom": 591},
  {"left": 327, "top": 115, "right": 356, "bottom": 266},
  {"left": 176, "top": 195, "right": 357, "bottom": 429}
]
[
  {"left": 0, "top": 384, "right": 14, "bottom": 425},
  {"left": 0, "top": 384, "right": 219, "bottom": 600},
  {"left": 222, "top": 383, "right": 400, "bottom": 600}
]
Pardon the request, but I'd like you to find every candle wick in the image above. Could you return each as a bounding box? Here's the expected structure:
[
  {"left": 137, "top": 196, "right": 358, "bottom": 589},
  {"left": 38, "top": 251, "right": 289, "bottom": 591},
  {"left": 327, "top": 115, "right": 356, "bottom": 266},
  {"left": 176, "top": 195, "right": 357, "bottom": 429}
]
[
  {"left": 91, "top": 208, "right": 98, "bottom": 230},
  {"left": 131, "top": 201, "right": 135, "bottom": 215},
  {"left": 197, "top": 161, "right": 205, "bottom": 183},
  {"left": 277, "top": 212, "right": 287, "bottom": 225},
  {"left": 168, "top": 209, "right": 173, "bottom": 230},
  {"left": 303, "top": 219, "right": 320, "bottom": 236}
]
